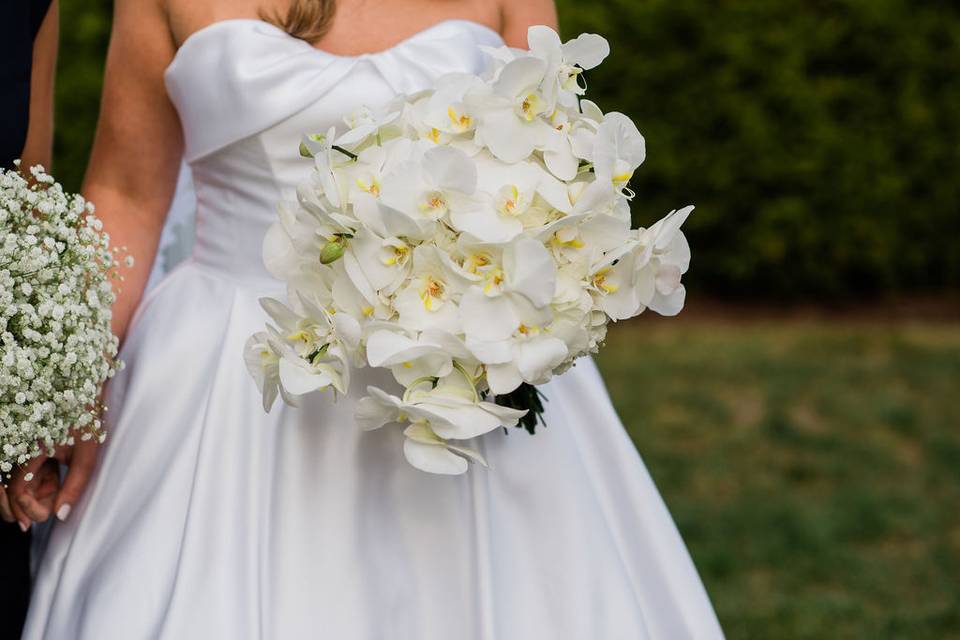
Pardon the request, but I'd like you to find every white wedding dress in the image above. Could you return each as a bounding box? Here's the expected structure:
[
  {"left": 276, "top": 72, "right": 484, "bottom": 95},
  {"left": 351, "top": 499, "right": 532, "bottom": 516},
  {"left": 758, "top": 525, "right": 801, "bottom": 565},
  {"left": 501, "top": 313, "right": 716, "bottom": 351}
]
[{"left": 24, "top": 19, "right": 723, "bottom": 640}]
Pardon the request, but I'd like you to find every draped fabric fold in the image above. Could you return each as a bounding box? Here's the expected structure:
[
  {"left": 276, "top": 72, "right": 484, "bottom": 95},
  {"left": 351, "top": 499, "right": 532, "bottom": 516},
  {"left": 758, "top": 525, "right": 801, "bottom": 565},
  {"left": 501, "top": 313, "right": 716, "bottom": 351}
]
[{"left": 165, "top": 20, "right": 504, "bottom": 163}]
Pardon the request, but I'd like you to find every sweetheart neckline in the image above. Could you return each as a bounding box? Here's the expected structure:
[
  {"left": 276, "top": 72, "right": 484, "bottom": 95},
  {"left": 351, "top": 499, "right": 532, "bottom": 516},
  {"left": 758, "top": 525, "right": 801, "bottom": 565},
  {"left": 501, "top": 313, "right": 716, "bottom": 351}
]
[{"left": 168, "top": 18, "right": 503, "bottom": 72}]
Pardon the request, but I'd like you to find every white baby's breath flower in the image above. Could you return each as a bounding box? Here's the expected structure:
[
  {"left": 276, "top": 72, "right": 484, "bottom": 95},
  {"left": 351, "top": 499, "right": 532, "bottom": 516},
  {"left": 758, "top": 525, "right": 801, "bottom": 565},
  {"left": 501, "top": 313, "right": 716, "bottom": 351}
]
[{"left": 0, "top": 164, "right": 128, "bottom": 474}]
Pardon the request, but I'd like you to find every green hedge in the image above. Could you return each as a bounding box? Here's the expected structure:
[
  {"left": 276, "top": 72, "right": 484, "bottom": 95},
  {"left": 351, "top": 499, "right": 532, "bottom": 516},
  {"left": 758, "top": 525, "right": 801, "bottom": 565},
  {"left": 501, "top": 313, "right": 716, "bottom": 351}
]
[{"left": 55, "top": 1, "right": 960, "bottom": 297}]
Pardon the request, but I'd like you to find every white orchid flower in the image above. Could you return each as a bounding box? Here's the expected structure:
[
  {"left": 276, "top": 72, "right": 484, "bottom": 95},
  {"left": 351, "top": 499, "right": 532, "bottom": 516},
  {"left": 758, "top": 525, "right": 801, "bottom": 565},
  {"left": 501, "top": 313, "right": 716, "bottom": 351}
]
[
  {"left": 243, "top": 330, "right": 294, "bottom": 412},
  {"left": 345, "top": 228, "right": 414, "bottom": 295},
  {"left": 527, "top": 25, "right": 610, "bottom": 108},
  {"left": 469, "top": 55, "right": 556, "bottom": 164},
  {"left": 334, "top": 96, "right": 405, "bottom": 149},
  {"left": 339, "top": 144, "right": 388, "bottom": 205},
  {"left": 456, "top": 238, "right": 566, "bottom": 393},
  {"left": 568, "top": 99, "right": 605, "bottom": 161},
  {"left": 587, "top": 247, "right": 645, "bottom": 321},
  {"left": 593, "top": 112, "right": 647, "bottom": 195},
  {"left": 635, "top": 206, "right": 694, "bottom": 316},
  {"left": 412, "top": 73, "right": 484, "bottom": 149},
  {"left": 393, "top": 245, "right": 473, "bottom": 333},
  {"left": 261, "top": 190, "right": 354, "bottom": 282},
  {"left": 329, "top": 257, "right": 393, "bottom": 323},
  {"left": 299, "top": 126, "right": 361, "bottom": 209},
  {"left": 379, "top": 145, "right": 479, "bottom": 232},
  {"left": 355, "top": 373, "right": 525, "bottom": 474},
  {"left": 449, "top": 156, "right": 557, "bottom": 243},
  {"left": 364, "top": 328, "right": 454, "bottom": 387},
  {"left": 258, "top": 297, "right": 354, "bottom": 395},
  {"left": 472, "top": 319, "right": 569, "bottom": 394},
  {"left": 537, "top": 211, "right": 631, "bottom": 267}
]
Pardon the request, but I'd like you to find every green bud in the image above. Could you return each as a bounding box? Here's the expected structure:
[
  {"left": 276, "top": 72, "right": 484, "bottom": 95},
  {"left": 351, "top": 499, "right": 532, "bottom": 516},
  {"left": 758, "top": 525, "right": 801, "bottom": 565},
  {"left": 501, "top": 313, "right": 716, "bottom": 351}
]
[
  {"left": 299, "top": 133, "right": 327, "bottom": 158},
  {"left": 320, "top": 239, "right": 346, "bottom": 264}
]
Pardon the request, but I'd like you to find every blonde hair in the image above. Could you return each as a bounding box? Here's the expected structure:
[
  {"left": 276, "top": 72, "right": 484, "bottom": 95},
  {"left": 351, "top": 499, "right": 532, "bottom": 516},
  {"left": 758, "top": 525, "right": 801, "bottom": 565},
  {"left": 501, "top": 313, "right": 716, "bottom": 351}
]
[{"left": 262, "top": 0, "right": 337, "bottom": 43}]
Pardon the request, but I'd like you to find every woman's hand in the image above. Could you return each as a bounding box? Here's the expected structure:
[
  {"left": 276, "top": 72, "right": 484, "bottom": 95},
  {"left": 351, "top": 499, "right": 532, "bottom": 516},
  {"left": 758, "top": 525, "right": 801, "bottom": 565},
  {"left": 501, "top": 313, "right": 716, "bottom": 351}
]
[{"left": 3, "top": 439, "right": 99, "bottom": 531}]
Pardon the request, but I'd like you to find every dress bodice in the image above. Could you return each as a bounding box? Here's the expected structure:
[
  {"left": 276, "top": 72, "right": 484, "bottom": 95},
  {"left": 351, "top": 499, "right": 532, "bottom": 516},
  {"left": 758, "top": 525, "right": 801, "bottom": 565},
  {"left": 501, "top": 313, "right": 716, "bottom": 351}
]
[{"left": 163, "top": 19, "right": 503, "bottom": 285}]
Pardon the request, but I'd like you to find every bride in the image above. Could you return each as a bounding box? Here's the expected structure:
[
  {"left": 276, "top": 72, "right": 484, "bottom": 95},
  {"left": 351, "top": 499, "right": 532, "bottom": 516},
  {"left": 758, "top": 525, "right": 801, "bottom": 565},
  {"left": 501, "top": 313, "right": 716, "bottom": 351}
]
[{"left": 20, "top": 0, "right": 724, "bottom": 637}]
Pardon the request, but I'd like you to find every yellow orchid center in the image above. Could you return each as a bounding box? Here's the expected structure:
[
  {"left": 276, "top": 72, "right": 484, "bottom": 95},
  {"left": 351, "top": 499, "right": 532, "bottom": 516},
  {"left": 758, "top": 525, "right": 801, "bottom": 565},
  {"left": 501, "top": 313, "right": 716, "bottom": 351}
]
[
  {"left": 380, "top": 242, "right": 410, "bottom": 267},
  {"left": 425, "top": 127, "right": 441, "bottom": 143},
  {"left": 418, "top": 190, "right": 448, "bottom": 218},
  {"left": 465, "top": 253, "right": 491, "bottom": 274},
  {"left": 517, "top": 323, "right": 541, "bottom": 337},
  {"left": 560, "top": 64, "right": 583, "bottom": 92},
  {"left": 355, "top": 177, "right": 380, "bottom": 197},
  {"left": 592, "top": 268, "right": 619, "bottom": 294},
  {"left": 495, "top": 185, "right": 525, "bottom": 217},
  {"left": 447, "top": 106, "right": 473, "bottom": 133},
  {"left": 483, "top": 268, "right": 505, "bottom": 295},
  {"left": 286, "top": 329, "right": 313, "bottom": 345},
  {"left": 419, "top": 276, "right": 446, "bottom": 311},
  {"left": 520, "top": 92, "right": 546, "bottom": 122},
  {"left": 551, "top": 228, "right": 585, "bottom": 249}
]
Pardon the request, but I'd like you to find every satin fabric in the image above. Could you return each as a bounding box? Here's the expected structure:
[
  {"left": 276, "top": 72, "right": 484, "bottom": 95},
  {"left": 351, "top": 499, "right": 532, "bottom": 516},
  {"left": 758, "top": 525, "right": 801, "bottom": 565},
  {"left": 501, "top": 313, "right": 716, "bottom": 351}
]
[{"left": 24, "top": 20, "right": 724, "bottom": 639}]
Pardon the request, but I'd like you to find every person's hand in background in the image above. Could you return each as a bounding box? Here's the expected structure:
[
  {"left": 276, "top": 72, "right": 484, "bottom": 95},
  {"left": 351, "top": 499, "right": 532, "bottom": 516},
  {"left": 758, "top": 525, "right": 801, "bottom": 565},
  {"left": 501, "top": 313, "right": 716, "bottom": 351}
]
[{"left": 3, "top": 438, "right": 99, "bottom": 531}]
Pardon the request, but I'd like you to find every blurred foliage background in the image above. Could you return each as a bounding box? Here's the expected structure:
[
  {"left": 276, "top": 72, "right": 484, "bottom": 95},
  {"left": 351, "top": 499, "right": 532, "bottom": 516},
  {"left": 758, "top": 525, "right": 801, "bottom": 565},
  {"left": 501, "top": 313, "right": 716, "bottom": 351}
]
[
  {"left": 56, "top": 0, "right": 960, "bottom": 298},
  {"left": 51, "top": 1, "right": 959, "bottom": 637}
]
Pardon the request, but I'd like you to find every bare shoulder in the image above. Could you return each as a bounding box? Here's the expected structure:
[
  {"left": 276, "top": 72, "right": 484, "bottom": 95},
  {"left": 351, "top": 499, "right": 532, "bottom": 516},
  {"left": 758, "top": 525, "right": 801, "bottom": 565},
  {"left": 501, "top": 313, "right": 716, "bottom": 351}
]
[{"left": 498, "top": 0, "right": 558, "bottom": 48}]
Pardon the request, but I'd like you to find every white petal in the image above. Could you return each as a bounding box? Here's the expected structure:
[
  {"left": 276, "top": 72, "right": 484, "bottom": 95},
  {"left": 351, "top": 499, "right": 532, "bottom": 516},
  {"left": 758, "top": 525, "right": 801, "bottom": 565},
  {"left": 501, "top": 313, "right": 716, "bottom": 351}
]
[
  {"left": 355, "top": 393, "right": 400, "bottom": 431},
  {"left": 419, "top": 403, "right": 502, "bottom": 440},
  {"left": 485, "top": 362, "right": 524, "bottom": 395},
  {"left": 459, "top": 288, "right": 518, "bottom": 342},
  {"left": 403, "top": 439, "right": 469, "bottom": 475},
  {"left": 493, "top": 56, "right": 547, "bottom": 99},
  {"left": 479, "top": 401, "right": 528, "bottom": 428},
  {"left": 259, "top": 298, "right": 300, "bottom": 331},
  {"left": 451, "top": 207, "right": 523, "bottom": 244},
  {"left": 543, "top": 139, "right": 579, "bottom": 181},
  {"left": 479, "top": 109, "right": 538, "bottom": 164},
  {"left": 279, "top": 358, "right": 334, "bottom": 395},
  {"left": 424, "top": 146, "right": 477, "bottom": 194},
  {"left": 655, "top": 264, "right": 683, "bottom": 296},
  {"left": 649, "top": 284, "right": 687, "bottom": 317},
  {"left": 262, "top": 222, "right": 299, "bottom": 280},
  {"left": 504, "top": 238, "right": 556, "bottom": 308},
  {"left": 561, "top": 33, "right": 610, "bottom": 69},
  {"left": 515, "top": 336, "right": 567, "bottom": 382},
  {"left": 527, "top": 25, "right": 562, "bottom": 65}
]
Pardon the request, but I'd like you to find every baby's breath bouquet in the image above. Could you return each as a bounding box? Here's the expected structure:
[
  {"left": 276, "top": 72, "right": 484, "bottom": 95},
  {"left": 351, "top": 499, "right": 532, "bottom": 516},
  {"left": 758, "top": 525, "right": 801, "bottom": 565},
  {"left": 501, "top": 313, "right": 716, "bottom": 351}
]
[{"left": 0, "top": 163, "right": 127, "bottom": 476}]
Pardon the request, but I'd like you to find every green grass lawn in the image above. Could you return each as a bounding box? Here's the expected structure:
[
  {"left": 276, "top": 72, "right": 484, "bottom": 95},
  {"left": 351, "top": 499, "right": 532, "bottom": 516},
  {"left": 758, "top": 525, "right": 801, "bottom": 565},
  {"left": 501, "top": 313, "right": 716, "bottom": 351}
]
[{"left": 596, "top": 317, "right": 960, "bottom": 639}]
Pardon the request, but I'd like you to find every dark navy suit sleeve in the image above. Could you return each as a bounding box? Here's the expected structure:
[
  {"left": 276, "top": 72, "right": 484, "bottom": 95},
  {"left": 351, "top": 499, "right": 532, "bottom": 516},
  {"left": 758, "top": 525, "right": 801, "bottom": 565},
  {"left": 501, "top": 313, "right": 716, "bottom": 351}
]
[{"left": 1, "top": 0, "right": 54, "bottom": 168}]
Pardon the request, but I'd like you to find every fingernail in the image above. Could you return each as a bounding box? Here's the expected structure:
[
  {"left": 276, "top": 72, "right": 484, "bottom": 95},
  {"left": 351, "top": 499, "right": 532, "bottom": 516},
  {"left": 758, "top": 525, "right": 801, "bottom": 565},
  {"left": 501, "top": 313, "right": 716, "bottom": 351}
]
[
  {"left": 18, "top": 521, "right": 29, "bottom": 533},
  {"left": 56, "top": 504, "right": 72, "bottom": 521}
]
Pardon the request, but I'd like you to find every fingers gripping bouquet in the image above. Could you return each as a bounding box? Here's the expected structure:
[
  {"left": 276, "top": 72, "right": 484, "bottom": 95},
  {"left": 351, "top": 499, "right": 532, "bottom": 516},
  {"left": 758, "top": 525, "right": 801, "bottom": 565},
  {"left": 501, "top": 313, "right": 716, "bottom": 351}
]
[
  {"left": 246, "top": 26, "right": 693, "bottom": 475},
  {"left": 0, "top": 164, "right": 128, "bottom": 476}
]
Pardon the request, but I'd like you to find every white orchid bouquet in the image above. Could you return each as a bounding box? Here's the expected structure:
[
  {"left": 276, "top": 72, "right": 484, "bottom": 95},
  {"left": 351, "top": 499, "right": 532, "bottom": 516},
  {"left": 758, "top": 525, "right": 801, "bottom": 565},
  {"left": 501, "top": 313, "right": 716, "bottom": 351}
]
[
  {"left": 246, "top": 26, "right": 693, "bottom": 475},
  {"left": 0, "top": 163, "right": 127, "bottom": 476}
]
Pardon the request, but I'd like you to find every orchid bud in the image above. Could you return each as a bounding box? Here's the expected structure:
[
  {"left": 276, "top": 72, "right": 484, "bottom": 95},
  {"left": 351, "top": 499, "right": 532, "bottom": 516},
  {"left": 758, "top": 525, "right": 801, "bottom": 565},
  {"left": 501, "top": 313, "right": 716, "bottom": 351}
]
[{"left": 320, "top": 239, "right": 346, "bottom": 264}]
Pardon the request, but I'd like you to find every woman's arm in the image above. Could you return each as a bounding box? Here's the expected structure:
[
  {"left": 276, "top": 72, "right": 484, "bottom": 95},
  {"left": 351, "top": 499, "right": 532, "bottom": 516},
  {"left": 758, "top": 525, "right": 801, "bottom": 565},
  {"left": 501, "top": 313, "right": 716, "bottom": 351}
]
[
  {"left": 87, "top": 0, "right": 184, "bottom": 341},
  {"left": 500, "top": 0, "right": 558, "bottom": 48},
  {"left": 20, "top": 0, "right": 58, "bottom": 169},
  {"left": 6, "top": 0, "right": 184, "bottom": 529}
]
